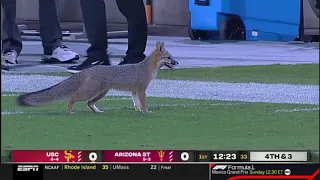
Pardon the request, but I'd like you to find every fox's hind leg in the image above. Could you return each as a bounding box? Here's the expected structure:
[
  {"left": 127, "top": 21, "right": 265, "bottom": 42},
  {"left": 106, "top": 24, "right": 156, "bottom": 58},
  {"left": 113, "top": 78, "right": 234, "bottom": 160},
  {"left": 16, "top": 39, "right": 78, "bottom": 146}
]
[
  {"left": 131, "top": 92, "right": 141, "bottom": 111},
  {"left": 68, "top": 93, "right": 83, "bottom": 114},
  {"left": 137, "top": 89, "right": 151, "bottom": 113},
  {"left": 87, "top": 89, "right": 109, "bottom": 113}
]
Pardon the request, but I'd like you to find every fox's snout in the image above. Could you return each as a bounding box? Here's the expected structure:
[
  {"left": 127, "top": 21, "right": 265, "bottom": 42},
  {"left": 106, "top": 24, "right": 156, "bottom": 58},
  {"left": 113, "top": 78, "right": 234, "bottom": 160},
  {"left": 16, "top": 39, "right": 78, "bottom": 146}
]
[
  {"left": 164, "top": 57, "right": 179, "bottom": 69},
  {"left": 169, "top": 58, "right": 179, "bottom": 65}
]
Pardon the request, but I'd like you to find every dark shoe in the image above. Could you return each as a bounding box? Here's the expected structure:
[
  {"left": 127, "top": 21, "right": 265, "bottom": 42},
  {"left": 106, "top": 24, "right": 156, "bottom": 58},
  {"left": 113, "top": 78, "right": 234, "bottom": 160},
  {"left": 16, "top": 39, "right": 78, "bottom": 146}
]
[
  {"left": 67, "top": 58, "right": 110, "bottom": 74},
  {"left": 118, "top": 58, "right": 128, "bottom": 65},
  {"left": 118, "top": 55, "right": 146, "bottom": 65}
]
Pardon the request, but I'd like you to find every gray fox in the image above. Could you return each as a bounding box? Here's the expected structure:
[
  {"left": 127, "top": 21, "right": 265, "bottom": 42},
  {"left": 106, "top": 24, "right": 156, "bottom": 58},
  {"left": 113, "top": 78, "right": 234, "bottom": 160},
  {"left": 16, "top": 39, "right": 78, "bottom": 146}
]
[{"left": 17, "top": 42, "right": 178, "bottom": 113}]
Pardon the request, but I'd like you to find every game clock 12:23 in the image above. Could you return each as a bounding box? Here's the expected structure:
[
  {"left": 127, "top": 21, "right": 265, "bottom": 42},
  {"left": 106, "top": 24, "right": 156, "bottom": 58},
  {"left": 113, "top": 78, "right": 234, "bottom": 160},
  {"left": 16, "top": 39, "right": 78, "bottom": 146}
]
[{"left": 212, "top": 152, "right": 237, "bottom": 162}]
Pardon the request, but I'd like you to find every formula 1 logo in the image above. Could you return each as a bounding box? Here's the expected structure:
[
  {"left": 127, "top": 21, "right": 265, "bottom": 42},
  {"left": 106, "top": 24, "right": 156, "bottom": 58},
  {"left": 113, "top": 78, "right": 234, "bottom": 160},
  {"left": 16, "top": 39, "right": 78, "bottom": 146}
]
[
  {"left": 17, "top": 165, "right": 39, "bottom": 171},
  {"left": 212, "top": 165, "right": 228, "bottom": 170}
]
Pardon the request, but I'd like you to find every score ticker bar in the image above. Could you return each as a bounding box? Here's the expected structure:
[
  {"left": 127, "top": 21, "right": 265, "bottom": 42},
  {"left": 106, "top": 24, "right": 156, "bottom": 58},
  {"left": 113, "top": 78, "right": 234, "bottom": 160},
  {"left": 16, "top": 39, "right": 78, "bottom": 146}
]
[
  {"left": 11, "top": 150, "right": 310, "bottom": 163},
  {"left": 8, "top": 163, "right": 320, "bottom": 180},
  {"left": 11, "top": 164, "right": 209, "bottom": 180}
]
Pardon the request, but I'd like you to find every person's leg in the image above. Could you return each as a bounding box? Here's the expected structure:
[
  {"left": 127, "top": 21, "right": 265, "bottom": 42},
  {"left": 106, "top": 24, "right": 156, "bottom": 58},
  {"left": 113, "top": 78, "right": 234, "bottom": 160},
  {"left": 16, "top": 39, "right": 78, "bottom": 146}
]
[
  {"left": 1, "top": 0, "right": 21, "bottom": 68},
  {"left": 39, "top": 0, "right": 79, "bottom": 63},
  {"left": 67, "top": 0, "right": 109, "bottom": 73},
  {"left": 116, "top": 0, "right": 147, "bottom": 64}
]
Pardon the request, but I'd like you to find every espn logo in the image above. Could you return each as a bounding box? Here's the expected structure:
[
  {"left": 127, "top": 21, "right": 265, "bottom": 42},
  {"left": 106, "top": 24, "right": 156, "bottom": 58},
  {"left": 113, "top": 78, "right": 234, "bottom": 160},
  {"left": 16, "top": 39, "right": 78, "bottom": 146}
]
[
  {"left": 212, "top": 165, "right": 228, "bottom": 170},
  {"left": 17, "top": 165, "right": 39, "bottom": 172}
]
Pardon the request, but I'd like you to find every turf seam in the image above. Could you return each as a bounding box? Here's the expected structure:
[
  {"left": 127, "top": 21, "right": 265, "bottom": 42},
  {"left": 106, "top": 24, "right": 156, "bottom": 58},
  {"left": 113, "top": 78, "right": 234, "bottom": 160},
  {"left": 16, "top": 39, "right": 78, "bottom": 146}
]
[{"left": 1, "top": 102, "right": 240, "bottom": 115}]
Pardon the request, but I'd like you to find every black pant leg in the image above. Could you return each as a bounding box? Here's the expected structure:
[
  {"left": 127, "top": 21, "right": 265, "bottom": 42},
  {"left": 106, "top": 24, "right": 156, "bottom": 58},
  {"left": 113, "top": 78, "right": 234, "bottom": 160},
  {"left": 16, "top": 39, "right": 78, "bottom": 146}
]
[
  {"left": 1, "top": 0, "right": 22, "bottom": 54},
  {"left": 39, "top": 0, "right": 63, "bottom": 55},
  {"left": 116, "top": 0, "right": 147, "bottom": 62},
  {"left": 80, "top": 0, "right": 109, "bottom": 62}
]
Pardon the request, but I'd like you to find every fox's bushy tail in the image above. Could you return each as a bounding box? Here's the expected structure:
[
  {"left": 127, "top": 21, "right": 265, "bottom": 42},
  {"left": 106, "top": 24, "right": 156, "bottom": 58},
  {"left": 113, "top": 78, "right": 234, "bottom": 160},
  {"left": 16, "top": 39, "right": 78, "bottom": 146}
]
[{"left": 17, "top": 75, "right": 82, "bottom": 106}]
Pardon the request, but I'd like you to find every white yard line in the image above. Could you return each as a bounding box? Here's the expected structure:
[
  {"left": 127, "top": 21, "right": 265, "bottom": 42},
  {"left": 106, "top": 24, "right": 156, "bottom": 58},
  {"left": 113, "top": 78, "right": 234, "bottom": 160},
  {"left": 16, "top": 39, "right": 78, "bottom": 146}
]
[
  {"left": 1, "top": 93, "right": 21, "bottom": 96},
  {"left": 275, "top": 107, "right": 319, "bottom": 113},
  {"left": 2, "top": 74, "right": 319, "bottom": 105}
]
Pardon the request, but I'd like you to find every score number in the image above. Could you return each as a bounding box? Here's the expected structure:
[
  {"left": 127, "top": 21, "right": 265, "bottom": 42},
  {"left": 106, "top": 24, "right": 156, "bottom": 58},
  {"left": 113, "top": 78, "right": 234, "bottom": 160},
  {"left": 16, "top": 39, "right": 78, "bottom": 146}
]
[
  {"left": 88, "top": 152, "right": 98, "bottom": 162},
  {"left": 180, "top": 152, "right": 190, "bottom": 161},
  {"left": 150, "top": 165, "right": 157, "bottom": 170}
]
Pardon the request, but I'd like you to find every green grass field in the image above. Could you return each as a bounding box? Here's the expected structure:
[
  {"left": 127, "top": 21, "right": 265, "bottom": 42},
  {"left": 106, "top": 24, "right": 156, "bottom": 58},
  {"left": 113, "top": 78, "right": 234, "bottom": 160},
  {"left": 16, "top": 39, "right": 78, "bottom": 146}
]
[
  {"left": 2, "top": 64, "right": 319, "bottom": 162},
  {"left": 2, "top": 95, "right": 319, "bottom": 150}
]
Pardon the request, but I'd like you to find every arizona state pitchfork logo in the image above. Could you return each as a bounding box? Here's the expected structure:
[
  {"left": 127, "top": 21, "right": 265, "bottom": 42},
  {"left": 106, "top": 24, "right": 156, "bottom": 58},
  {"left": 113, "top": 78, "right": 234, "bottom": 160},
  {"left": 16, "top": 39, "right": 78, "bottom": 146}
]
[{"left": 158, "top": 150, "right": 165, "bottom": 162}]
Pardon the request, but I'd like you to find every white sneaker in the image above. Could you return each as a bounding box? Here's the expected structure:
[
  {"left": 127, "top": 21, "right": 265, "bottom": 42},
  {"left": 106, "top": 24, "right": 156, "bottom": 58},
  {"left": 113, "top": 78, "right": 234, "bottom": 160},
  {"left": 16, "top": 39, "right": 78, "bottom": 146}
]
[
  {"left": 42, "top": 45, "right": 79, "bottom": 63},
  {"left": 1, "top": 58, "right": 10, "bottom": 71},
  {"left": 2, "top": 50, "right": 18, "bottom": 66}
]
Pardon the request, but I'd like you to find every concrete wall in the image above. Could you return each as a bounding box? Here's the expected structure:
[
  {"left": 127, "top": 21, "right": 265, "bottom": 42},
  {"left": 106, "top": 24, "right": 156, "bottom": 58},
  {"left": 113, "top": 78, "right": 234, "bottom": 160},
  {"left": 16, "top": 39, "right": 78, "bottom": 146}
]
[
  {"left": 302, "top": 0, "right": 319, "bottom": 35},
  {"left": 105, "top": 0, "right": 127, "bottom": 23},
  {"left": 16, "top": 0, "right": 83, "bottom": 22},
  {"left": 58, "top": 0, "right": 83, "bottom": 22},
  {"left": 14, "top": 0, "right": 189, "bottom": 26},
  {"left": 152, "top": 0, "right": 190, "bottom": 26},
  {"left": 16, "top": 0, "right": 39, "bottom": 21},
  {"left": 59, "top": 0, "right": 138, "bottom": 23}
]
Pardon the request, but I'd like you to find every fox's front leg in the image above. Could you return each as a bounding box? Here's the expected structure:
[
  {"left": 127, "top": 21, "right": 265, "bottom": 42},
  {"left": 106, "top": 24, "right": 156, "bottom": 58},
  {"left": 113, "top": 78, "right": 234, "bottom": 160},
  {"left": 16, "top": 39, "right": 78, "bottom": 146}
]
[
  {"left": 67, "top": 100, "right": 74, "bottom": 114},
  {"left": 131, "top": 92, "right": 141, "bottom": 111},
  {"left": 137, "top": 90, "right": 151, "bottom": 113}
]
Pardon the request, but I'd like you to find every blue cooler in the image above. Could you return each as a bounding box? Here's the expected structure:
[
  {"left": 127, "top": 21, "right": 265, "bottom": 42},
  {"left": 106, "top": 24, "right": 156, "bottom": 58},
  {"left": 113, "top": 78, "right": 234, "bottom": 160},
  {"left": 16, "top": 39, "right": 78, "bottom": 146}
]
[{"left": 189, "top": 0, "right": 301, "bottom": 41}]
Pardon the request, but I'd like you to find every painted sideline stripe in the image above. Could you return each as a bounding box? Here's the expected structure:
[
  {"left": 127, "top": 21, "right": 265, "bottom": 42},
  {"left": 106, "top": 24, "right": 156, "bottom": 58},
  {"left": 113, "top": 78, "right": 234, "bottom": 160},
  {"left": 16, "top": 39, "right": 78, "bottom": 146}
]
[
  {"left": 312, "top": 151, "right": 319, "bottom": 155},
  {"left": 2, "top": 93, "right": 133, "bottom": 100},
  {"left": 275, "top": 108, "right": 319, "bottom": 113},
  {"left": 2, "top": 74, "right": 319, "bottom": 105},
  {"left": 2, "top": 93, "right": 21, "bottom": 97},
  {"left": 1, "top": 102, "right": 239, "bottom": 115}
]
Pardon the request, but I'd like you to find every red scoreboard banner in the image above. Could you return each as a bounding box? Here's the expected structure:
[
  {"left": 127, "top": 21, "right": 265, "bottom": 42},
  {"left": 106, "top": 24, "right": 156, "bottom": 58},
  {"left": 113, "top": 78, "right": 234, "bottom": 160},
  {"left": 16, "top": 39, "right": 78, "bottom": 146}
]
[
  {"left": 12, "top": 150, "right": 92, "bottom": 162},
  {"left": 12, "top": 150, "right": 193, "bottom": 162}
]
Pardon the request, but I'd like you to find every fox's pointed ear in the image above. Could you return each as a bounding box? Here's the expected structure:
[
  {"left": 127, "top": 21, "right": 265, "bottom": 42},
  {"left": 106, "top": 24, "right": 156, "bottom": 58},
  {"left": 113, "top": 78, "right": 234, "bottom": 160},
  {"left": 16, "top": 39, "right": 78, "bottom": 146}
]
[
  {"left": 160, "top": 42, "right": 165, "bottom": 52},
  {"left": 156, "top": 41, "right": 165, "bottom": 54},
  {"left": 156, "top": 42, "right": 165, "bottom": 54},
  {"left": 156, "top": 41, "right": 161, "bottom": 49}
]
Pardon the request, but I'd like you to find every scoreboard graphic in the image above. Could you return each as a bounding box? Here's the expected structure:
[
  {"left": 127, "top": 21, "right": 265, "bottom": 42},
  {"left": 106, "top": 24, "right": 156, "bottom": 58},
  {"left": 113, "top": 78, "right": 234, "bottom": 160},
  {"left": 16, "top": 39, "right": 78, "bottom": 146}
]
[
  {"left": 2, "top": 150, "right": 319, "bottom": 180},
  {"left": 10, "top": 150, "right": 312, "bottom": 162}
]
